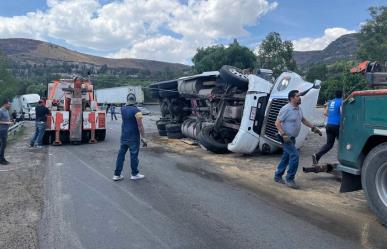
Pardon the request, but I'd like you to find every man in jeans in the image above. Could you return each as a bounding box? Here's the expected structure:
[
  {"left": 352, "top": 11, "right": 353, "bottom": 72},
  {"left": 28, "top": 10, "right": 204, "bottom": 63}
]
[
  {"left": 30, "top": 100, "right": 50, "bottom": 148},
  {"left": 274, "top": 90, "right": 322, "bottom": 189},
  {"left": 312, "top": 90, "right": 343, "bottom": 164},
  {"left": 0, "top": 100, "right": 13, "bottom": 165},
  {"left": 113, "top": 94, "right": 145, "bottom": 181}
]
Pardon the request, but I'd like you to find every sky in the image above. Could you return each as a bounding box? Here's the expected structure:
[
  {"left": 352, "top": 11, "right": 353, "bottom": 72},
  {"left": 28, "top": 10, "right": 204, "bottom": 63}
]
[{"left": 0, "top": 0, "right": 385, "bottom": 64}]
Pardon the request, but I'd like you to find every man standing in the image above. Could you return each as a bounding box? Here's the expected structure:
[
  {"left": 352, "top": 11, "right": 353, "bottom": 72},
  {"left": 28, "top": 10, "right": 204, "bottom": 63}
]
[
  {"left": 113, "top": 94, "right": 145, "bottom": 181},
  {"left": 111, "top": 104, "right": 117, "bottom": 120},
  {"left": 30, "top": 100, "right": 50, "bottom": 148},
  {"left": 274, "top": 90, "right": 322, "bottom": 189},
  {"left": 0, "top": 100, "right": 13, "bottom": 165},
  {"left": 312, "top": 90, "right": 343, "bottom": 164}
]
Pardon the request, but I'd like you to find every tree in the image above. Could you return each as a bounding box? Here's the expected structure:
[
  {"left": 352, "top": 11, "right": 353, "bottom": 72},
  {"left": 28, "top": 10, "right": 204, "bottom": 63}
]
[
  {"left": 305, "top": 64, "right": 327, "bottom": 83},
  {"left": 192, "top": 40, "right": 256, "bottom": 73},
  {"left": 357, "top": 6, "right": 387, "bottom": 63},
  {"left": 256, "top": 32, "right": 297, "bottom": 77},
  {"left": 0, "top": 52, "right": 18, "bottom": 104}
]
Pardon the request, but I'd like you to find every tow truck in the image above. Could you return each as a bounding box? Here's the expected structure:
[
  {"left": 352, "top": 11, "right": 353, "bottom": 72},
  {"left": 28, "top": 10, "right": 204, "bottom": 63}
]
[{"left": 43, "top": 77, "right": 106, "bottom": 145}]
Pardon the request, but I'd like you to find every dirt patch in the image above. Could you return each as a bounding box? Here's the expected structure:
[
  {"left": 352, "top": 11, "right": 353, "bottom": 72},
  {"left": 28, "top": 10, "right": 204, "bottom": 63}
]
[{"left": 0, "top": 122, "right": 47, "bottom": 249}]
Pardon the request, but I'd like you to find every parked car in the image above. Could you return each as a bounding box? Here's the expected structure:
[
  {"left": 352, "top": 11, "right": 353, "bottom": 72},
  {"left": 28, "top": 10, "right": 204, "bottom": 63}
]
[{"left": 150, "top": 65, "right": 321, "bottom": 154}]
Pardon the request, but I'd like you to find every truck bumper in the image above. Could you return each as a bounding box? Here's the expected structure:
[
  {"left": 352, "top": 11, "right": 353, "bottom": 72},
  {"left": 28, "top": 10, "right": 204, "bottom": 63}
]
[{"left": 336, "top": 164, "right": 361, "bottom": 175}]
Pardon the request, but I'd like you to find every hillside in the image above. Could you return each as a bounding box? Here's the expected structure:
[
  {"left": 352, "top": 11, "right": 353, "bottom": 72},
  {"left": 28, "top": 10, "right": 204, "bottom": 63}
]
[
  {"left": 0, "top": 38, "right": 190, "bottom": 74},
  {"left": 293, "top": 33, "right": 359, "bottom": 71}
]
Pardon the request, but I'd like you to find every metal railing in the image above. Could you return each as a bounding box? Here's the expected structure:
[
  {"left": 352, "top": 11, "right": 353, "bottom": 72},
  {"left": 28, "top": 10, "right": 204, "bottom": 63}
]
[{"left": 8, "top": 121, "right": 24, "bottom": 136}]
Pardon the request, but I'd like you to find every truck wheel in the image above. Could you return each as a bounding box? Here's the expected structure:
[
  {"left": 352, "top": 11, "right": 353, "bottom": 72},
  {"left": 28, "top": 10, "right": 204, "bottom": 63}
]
[
  {"left": 219, "top": 65, "right": 249, "bottom": 88},
  {"left": 42, "top": 132, "right": 51, "bottom": 145},
  {"left": 166, "top": 123, "right": 182, "bottom": 133},
  {"left": 158, "top": 130, "right": 167, "bottom": 136},
  {"left": 96, "top": 130, "right": 106, "bottom": 141},
  {"left": 167, "top": 131, "right": 184, "bottom": 139},
  {"left": 362, "top": 142, "right": 387, "bottom": 226},
  {"left": 156, "top": 120, "right": 169, "bottom": 131},
  {"left": 198, "top": 124, "right": 229, "bottom": 154}
]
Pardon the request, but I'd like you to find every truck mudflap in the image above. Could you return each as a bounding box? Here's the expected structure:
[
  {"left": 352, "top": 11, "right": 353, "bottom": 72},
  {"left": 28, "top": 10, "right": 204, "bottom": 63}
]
[{"left": 340, "top": 171, "right": 362, "bottom": 193}]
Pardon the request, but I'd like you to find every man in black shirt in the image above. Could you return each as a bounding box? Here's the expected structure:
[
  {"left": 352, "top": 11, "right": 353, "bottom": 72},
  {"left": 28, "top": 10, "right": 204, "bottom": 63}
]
[{"left": 30, "top": 100, "right": 50, "bottom": 148}]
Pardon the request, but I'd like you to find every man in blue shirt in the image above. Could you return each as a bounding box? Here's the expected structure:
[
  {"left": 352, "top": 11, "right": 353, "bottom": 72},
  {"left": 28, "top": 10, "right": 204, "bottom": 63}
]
[
  {"left": 312, "top": 90, "right": 343, "bottom": 164},
  {"left": 275, "top": 90, "right": 322, "bottom": 189},
  {"left": 0, "top": 100, "right": 13, "bottom": 165},
  {"left": 113, "top": 94, "right": 145, "bottom": 181},
  {"left": 30, "top": 100, "right": 50, "bottom": 148}
]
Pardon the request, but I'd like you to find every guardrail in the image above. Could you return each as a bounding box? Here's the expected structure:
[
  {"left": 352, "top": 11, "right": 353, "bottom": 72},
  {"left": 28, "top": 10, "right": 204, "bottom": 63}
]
[{"left": 8, "top": 121, "right": 24, "bottom": 137}]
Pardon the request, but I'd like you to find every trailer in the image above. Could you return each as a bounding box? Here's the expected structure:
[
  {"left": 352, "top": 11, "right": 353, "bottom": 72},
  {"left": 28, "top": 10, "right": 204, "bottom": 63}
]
[
  {"left": 43, "top": 77, "right": 106, "bottom": 145},
  {"left": 95, "top": 86, "right": 144, "bottom": 105},
  {"left": 11, "top": 94, "right": 40, "bottom": 120}
]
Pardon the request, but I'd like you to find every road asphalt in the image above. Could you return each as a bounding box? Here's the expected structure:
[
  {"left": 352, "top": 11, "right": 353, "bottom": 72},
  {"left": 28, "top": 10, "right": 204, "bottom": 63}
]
[{"left": 37, "top": 116, "right": 362, "bottom": 249}]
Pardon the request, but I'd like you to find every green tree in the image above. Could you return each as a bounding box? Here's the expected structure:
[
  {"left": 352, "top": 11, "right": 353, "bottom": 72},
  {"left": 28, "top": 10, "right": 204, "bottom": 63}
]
[
  {"left": 0, "top": 52, "right": 18, "bottom": 104},
  {"left": 357, "top": 6, "right": 387, "bottom": 62},
  {"left": 256, "top": 32, "right": 297, "bottom": 77},
  {"left": 192, "top": 40, "right": 257, "bottom": 73},
  {"left": 305, "top": 64, "right": 327, "bottom": 83}
]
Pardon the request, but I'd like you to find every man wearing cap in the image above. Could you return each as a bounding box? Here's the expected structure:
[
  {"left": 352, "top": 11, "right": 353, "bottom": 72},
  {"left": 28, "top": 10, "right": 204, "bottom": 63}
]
[
  {"left": 30, "top": 100, "right": 50, "bottom": 148},
  {"left": 0, "top": 100, "right": 13, "bottom": 165},
  {"left": 113, "top": 93, "right": 146, "bottom": 181}
]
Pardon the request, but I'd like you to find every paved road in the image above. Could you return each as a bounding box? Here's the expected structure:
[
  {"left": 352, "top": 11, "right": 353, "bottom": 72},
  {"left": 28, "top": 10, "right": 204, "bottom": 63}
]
[{"left": 38, "top": 117, "right": 361, "bottom": 249}]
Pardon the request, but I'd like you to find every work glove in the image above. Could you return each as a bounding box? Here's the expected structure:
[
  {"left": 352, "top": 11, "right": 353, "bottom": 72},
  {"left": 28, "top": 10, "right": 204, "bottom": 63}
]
[
  {"left": 311, "top": 126, "right": 322, "bottom": 136},
  {"left": 282, "top": 133, "right": 291, "bottom": 144},
  {"left": 141, "top": 138, "right": 148, "bottom": 148}
]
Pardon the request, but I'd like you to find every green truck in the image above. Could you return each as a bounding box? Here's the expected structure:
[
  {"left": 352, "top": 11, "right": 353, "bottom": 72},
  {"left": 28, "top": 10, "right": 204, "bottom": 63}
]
[{"left": 337, "top": 61, "right": 387, "bottom": 226}]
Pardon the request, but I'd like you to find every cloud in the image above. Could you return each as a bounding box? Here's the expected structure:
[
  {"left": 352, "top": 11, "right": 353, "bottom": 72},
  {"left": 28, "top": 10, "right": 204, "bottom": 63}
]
[
  {"left": 0, "top": 0, "right": 278, "bottom": 63},
  {"left": 293, "top": 27, "right": 356, "bottom": 51}
]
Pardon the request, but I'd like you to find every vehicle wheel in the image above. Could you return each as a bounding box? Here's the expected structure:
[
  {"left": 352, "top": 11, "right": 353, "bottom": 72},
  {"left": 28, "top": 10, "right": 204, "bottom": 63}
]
[
  {"left": 362, "top": 142, "right": 387, "bottom": 226},
  {"left": 42, "top": 132, "right": 50, "bottom": 145},
  {"left": 156, "top": 120, "right": 169, "bottom": 131},
  {"left": 198, "top": 124, "right": 229, "bottom": 154},
  {"left": 95, "top": 130, "right": 106, "bottom": 141},
  {"left": 158, "top": 130, "right": 167, "bottom": 136},
  {"left": 166, "top": 123, "right": 182, "bottom": 133},
  {"left": 219, "top": 65, "right": 249, "bottom": 88},
  {"left": 60, "top": 131, "right": 70, "bottom": 144},
  {"left": 82, "top": 131, "right": 91, "bottom": 143},
  {"left": 167, "top": 131, "right": 184, "bottom": 139}
]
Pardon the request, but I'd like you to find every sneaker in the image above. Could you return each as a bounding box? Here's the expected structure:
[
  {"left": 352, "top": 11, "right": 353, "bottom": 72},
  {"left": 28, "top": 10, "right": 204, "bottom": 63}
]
[
  {"left": 274, "top": 177, "right": 285, "bottom": 184},
  {"left": 0, "top": 159, "right": 10, "bottom": 165},
  {"left": 130, "top": 173, "right": 145, "bottom": 180},
  {"left": 112, "top": 175, "right": 124, "bottom": 181},
  {"left": 29, "top": 144, "right": 34, "bottom": 148},
  {"left": 312, "top": 154, "right": 318, "bottom": 165},
  {"left": 36, "top": 145, "right": 43, "bottom": 149},
  {"left": 286, "top": 180, "right": 299, "bottom": 189}
]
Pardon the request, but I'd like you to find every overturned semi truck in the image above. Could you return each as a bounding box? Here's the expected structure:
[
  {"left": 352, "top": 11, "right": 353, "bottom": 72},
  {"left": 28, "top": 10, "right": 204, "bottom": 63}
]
[{"left": 150, "top": 65, "right": 321, "bottom": 154}]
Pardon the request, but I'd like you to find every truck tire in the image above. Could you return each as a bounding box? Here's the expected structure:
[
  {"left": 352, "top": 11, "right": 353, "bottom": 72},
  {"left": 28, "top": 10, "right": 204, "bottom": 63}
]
[
  {"left": 362, "top": 142, "right": 387, "bottom": 226},
  {"left": 158, "top": 130, "right": 167, "bottom": 136},
  {"left": 167, "top": 131, "right": 184, "bottom": 139},
  {"left": 198, "top": 124, "right": 229, "bottom": 154},
  {"left": 95, "top": 130, "right": 106, "bottom": 141},
  {"left": 166, "top": 123, "right": 182, "bottom": 133},
  {"left": 219, "top": 65, "right": 249, "bottom": 88},
  {"left": 156, "top": 120, "right": 169, "bottom": 131}
]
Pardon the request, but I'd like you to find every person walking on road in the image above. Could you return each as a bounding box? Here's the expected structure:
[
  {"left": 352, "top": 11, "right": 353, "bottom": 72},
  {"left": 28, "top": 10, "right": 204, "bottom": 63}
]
[
  {"left": 312, "top": 90, "right": 343, "bottom": 164},
  {"left": 274, "top": 90, "right": 322, "bottom": 189},
  {"left": 111, "top": 104, "right": 118, "bottom": 120},
  {"left": 0, "top": 100, "right": 14, "bottom": 165},
  {"left": 30, "top": 100, "right": 50, "bottom": 148},
  {"left": 113, "top": 94, "right": 145, "bottom": 181}
]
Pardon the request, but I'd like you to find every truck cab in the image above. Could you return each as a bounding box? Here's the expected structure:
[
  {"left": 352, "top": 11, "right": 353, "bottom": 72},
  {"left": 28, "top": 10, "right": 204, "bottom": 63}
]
[{"left": 337, "top": 61, "right": 387, "bottom": 226}]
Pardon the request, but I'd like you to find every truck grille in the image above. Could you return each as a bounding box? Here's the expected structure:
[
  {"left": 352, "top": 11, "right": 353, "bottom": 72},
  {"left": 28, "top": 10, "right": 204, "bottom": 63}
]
[{"left": 264, "top": 98, "right": 288, "bottom": 142}]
